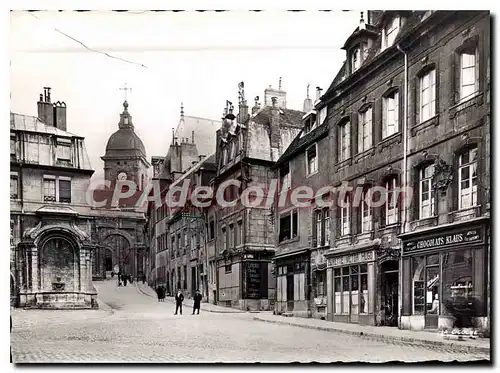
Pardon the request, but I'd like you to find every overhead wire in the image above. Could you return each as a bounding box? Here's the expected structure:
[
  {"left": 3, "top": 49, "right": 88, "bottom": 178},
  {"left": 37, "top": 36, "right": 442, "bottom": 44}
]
[{"left": 27, "top": 11, "right": 148, "bottom": 69}]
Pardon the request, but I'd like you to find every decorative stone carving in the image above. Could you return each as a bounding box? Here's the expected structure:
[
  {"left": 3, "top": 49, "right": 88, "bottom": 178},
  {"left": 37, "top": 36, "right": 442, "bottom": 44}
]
[
  {"left": 432, "top": 157, "right": 453, "bottom": 194},
  {"left": 52, "top": 277, "right": 65, "bottom": 291}
]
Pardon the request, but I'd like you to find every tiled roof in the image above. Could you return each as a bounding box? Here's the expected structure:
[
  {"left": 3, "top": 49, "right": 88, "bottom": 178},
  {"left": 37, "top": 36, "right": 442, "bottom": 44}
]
[
  {"left": 275, "top": 121, "right": 330, "bottom": 167},
  {"left": 252, "top": 106, "right": 305, "bottom": 128},
  {"left": 10, "top": 113, "right": 81, "bottom": 138}
]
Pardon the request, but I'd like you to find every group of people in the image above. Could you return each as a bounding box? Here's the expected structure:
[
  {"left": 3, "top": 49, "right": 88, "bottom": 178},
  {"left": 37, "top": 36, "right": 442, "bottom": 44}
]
[
  {"left": 156, "top": 285, "right": 168, "bottom": 301},
  {"left": 114, "top": 271, "right": 133, "bottom": 287},
  {"left": 155, "top": 287, "right": 203, "bottom": 315}
]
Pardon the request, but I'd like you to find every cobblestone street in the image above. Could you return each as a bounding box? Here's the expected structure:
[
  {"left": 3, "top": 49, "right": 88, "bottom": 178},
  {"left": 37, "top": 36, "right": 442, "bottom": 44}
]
[{"left": 10, "top": 279, "right": 491, "bottom": 363}]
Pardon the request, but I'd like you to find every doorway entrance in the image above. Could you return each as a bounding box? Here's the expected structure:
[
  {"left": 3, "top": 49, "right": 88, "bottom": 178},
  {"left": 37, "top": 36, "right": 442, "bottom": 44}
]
[
  {"left": 191, "top": 266, "right": 197, "bottom": 296},
  {"left": 381, "top": 260, "right": 399, "bottom": 327},
  {"left": 286, "top": 265, "right": 294, "bottom": 311}
]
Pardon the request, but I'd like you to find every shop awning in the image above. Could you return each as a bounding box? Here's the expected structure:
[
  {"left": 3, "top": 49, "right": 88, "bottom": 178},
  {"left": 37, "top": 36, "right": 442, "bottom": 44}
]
[{"left": 274, "top": 248, "right": 309, "bottom": 260}]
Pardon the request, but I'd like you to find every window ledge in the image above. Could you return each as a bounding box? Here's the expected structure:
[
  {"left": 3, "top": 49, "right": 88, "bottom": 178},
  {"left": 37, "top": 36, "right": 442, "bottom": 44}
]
[
  {"left": 411, "top": 115, "right": 439, "bottom": 137},
  {"left": 448, "top": 205, "right": 481, "bottom": 223},
  {"left": 335, "top": 157, "right": 352, "bottom": 171},
  {"left": 354, "top": 148, "right": 375, "bottom": 164},
  {"left": 355, "top": 231, "right": 375, "bottom": 244},
  {"left": 449, "top": 92, "right": 484, "bottom": 119},
  {"left": 378, "top": 132, "right": 402, "bottom": 153},
  {"left": 306, "top": 171, "right": 319, "bottom": 179},
  {"left": 279, "top": 236, "right": 299, "bottom": 246},
  {"left": 409, "top": 216, "right": 438, "bottom": 232},
  {"left": 378, "top": 223, "right": 401, "bottom": 235}
]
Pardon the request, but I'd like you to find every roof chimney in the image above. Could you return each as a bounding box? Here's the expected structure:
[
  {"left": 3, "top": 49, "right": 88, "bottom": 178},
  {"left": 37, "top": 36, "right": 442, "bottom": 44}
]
[
  {"left": 252, "top": 96, "right": 261, "bottom": 115},
  {"left": 44, "top": 87, "right": 51, "bottom": 103},
  {"left": 38, "top": 87, "right": 54, "bottom": 126},
  {"left": 359, "top": 11, "right": 366, "bottom": 30},
  {"left": 316, "top": 87, "right": 323, "bottom": 101}
]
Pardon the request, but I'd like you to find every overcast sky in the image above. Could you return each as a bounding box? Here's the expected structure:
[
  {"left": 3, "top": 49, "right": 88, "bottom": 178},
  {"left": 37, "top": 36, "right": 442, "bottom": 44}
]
[{"left": 10, "top": 10, "right": 361, "bottom": 179}]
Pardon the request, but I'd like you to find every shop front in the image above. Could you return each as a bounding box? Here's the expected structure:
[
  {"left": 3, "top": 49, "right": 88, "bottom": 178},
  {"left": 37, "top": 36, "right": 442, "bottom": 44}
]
[
  {"left": 326, "top": 250, "right": 377, "bottom": 326},
  {"left": 274, "top": 249, "right": 310, "bottom": 318},
  {"left": 399, "top": 218, "right": 489, "bottom": 333}
]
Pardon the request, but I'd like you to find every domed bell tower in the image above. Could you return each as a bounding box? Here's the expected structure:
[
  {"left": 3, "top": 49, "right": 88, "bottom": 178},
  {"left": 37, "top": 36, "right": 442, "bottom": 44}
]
[{"left": 101, "top": 100, "right": 150, "bottom": 192}]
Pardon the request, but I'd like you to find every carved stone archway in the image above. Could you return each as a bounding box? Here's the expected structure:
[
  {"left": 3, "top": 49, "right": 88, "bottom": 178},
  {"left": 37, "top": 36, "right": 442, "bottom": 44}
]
[{"left": 99, "top": 229, "right": 136, "bottom": 278}]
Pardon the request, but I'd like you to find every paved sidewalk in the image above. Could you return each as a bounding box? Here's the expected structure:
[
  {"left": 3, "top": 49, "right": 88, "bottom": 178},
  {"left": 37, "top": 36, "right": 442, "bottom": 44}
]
[
  {"left": 253, "top": 314, "right": 490, "bottom": 354},
  {"left": 135, "top": 282, "right": 245, "bottom": 314}
]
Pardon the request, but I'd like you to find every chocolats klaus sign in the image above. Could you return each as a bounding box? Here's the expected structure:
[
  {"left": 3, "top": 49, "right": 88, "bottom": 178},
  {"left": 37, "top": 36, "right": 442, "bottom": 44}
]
[{"left": 404, "top": 228, "right": 483, "bottom": 252}]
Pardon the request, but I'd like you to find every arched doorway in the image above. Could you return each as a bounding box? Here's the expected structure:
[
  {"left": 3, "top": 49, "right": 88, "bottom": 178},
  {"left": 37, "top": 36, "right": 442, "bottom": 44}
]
[
  {"left": 40, "top": 236, "right": 79, "bottom": 292},
  {"left": 103, "top": 234, "right": 133, "bottom": 276},
  {"left": 381, "top": 260, "right": 399, "bottom": 327}
]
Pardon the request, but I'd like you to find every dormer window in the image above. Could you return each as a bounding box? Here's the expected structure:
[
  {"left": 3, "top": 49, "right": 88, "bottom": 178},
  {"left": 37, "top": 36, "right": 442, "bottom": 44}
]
[
  {"left": 318, "top": 107, "right": 327, "bottom": 127},
  {"left": 352, "top": 47, "right": 361, "bottom": 72},
  {"left": 382, "top": 16, "right": 400, "bottom": 50}
]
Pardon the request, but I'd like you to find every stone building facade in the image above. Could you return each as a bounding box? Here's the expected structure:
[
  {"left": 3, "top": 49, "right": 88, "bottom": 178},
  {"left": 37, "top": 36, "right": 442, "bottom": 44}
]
[
  {"left": 90, "top": 100, "right": 149, "bottom": 281},
  {"left": 10, "top": 88, "right": 97, "bottom": 309},
  {"left": 10, "top": 89, "right": 150, "bottom": 309},
  {"left": 272, "top": 89, "right": 331, "bottom": 319},
  {"left": 212, "top": 83, "right": 304, "bottom": 310},
  {"left": 310, "top": 10, "right": 490, "bottom": 333}
]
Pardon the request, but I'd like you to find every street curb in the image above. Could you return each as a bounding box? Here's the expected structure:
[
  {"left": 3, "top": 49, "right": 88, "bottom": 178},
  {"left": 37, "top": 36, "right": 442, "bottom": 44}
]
[
  {"left": 135, "top": 284, "right": 245, "bottom": 314},
  {"left": 253, "top": 317, "right": 491, "bottom": 354}
]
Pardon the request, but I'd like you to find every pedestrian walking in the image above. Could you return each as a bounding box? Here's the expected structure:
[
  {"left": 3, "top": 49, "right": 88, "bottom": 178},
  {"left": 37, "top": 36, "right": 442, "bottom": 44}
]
[
  {"left": 123, "top": 274, "right": 128, "bottom": 287},
  {"left": 161, "top": 286, "right": 166, "bottom": 302},
  {"left": 192, "top": 289, "right": 202, "bottom": 315},
  {"left": 156, "top": 286, "right": 162, "bottom": 302},
  {"left": 129, "top": 274, "right": 133, "bottom": 284},
  {"left": 174, "top": 290, "right": 184, "bottom": 315},
  {"left": 142, "top": 275, "right": 146, "bottom": 284},
  {"left": 117, "top": 271, "right": 122, "bottom": 286}
]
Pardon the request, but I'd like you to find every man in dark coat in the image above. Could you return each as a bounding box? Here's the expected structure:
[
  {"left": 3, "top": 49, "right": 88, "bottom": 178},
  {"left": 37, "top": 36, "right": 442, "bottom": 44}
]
[
  {"left": 192, "top": 289, "right": 202, "bottom": 315},
  {"left": 174, "top": 290, "right": 184, "bottom": 315},
  {"left": 123, "top": 274, "right": 128, "bottom": 287},
  {"left": 156, "top": 286, "right": 162, "bottom": 302}
]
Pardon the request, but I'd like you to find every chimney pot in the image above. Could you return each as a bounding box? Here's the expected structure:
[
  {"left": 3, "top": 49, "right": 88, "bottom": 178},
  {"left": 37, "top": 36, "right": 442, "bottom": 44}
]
[{"left": 316, "top": 87, "right": 323, "bottom": 101}]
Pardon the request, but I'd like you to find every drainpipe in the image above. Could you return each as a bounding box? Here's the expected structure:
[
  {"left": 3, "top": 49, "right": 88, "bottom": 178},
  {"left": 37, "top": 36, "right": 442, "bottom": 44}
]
[{"left": 396, "top": 43, "right": 408, "bottom": 329}]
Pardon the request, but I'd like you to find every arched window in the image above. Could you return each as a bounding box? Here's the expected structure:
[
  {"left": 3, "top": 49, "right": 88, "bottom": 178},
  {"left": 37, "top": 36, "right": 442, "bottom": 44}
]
[
  {"left": 419, "top": 164, "right": 435, "bottom": 219},
  {"left": 384, "top": 176, "right": 399, "bottom": 226},
  {"left": 458, "top": 146, "right": 478, "bottom": 209},
  {"left": 360, "top": 186, "right": 373, "bottom": 233},
  {"left": 382, "top": 89, "right": 399, "bottom": 138},
  {"left": 358, "top": 106, "right": 373, "bottom": 153}
]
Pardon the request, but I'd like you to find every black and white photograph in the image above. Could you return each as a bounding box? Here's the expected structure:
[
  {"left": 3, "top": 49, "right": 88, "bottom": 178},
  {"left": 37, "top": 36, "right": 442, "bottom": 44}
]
[{"left": 8, "top": 3, "right": 492, "bottom": 364}]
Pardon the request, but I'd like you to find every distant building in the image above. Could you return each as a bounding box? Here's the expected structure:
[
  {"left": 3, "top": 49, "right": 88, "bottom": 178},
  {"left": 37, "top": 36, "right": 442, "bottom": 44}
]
[
  {"left": 91, "top": 100, "right": 150, "bottom": 281},
  {"left": 145, "top": 106, "right": 221, "bottom": 300},
  {"left": 174, "top": 104, "right": 220, "bottom": 158}
]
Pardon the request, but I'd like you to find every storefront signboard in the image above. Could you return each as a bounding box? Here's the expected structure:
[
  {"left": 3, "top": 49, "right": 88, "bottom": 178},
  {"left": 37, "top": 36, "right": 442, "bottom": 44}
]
[
  {"left": 244, "top": 261, "right": 268, "bottom": 299},
  {"left": 403, "top": 227, "right": 483, "bottom": 253},
  {"left": 327, "top": 251, "right": 374, "bottom": 267}
]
